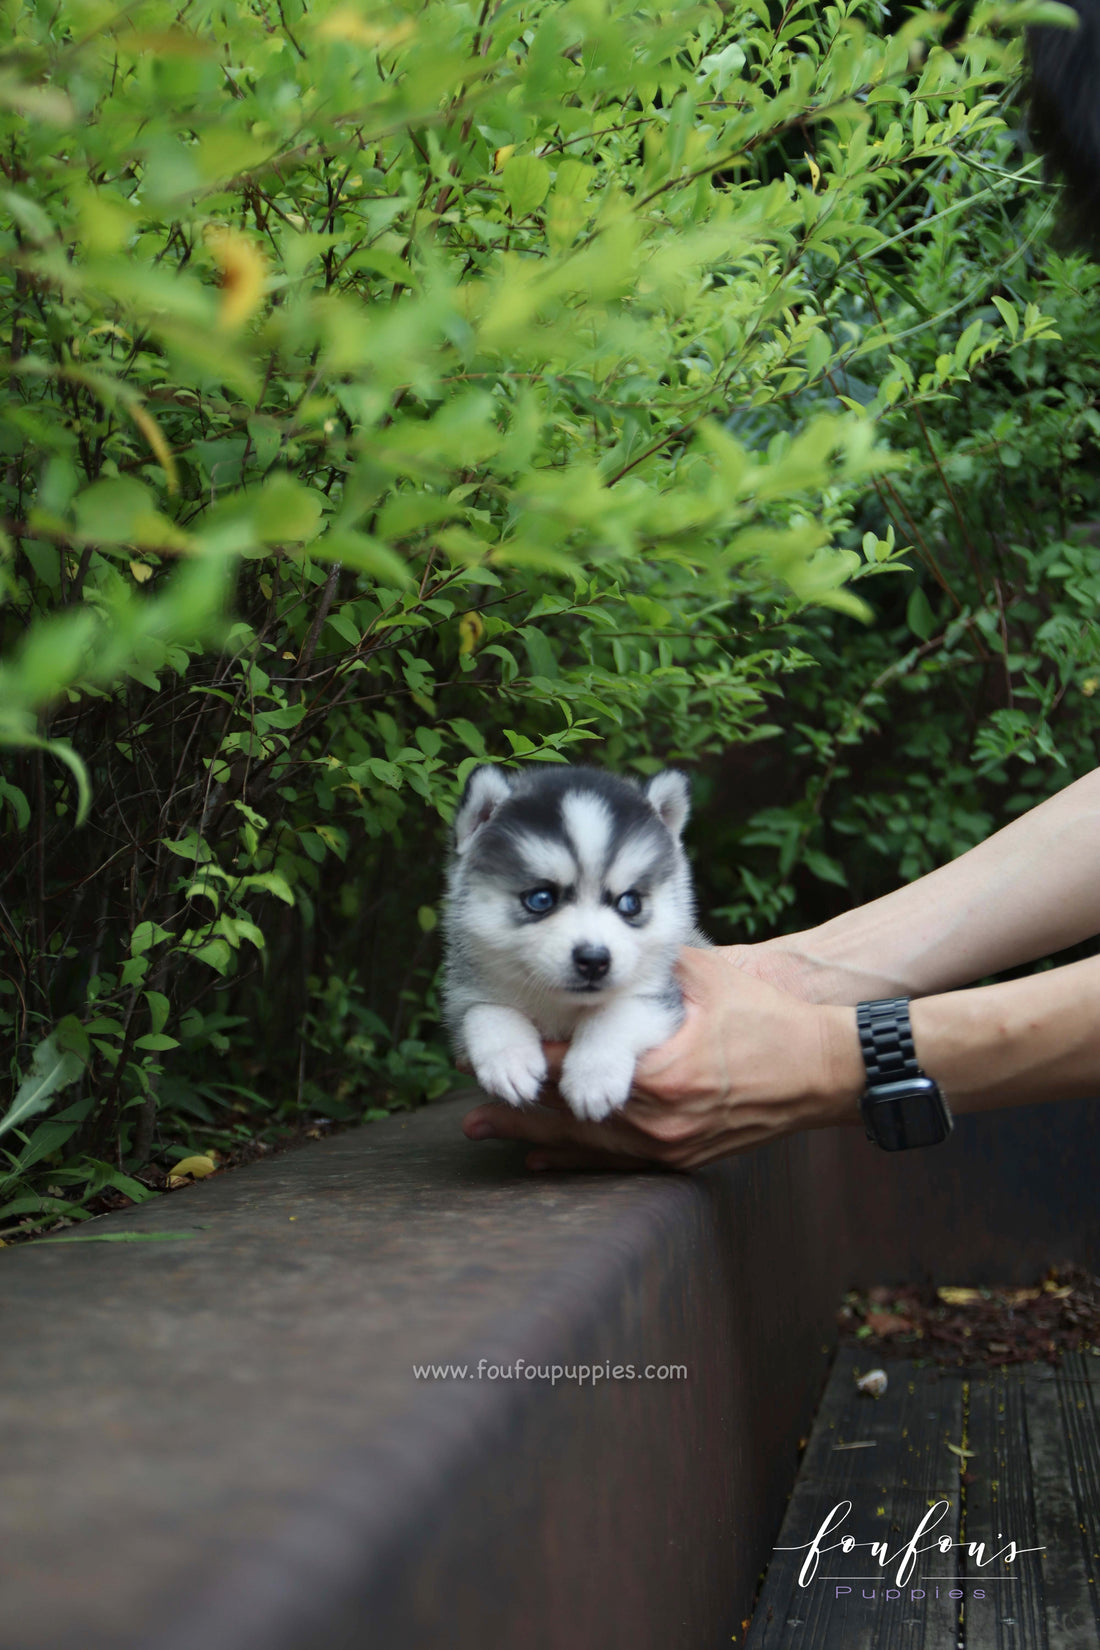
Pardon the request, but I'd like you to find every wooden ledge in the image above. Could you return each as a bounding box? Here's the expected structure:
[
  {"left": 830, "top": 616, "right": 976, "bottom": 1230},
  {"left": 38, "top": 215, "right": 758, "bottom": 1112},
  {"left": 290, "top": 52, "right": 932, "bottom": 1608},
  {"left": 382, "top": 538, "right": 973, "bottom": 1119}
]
[{"left": 0, "top": 1097, "right": 848, "bottom": 1650}]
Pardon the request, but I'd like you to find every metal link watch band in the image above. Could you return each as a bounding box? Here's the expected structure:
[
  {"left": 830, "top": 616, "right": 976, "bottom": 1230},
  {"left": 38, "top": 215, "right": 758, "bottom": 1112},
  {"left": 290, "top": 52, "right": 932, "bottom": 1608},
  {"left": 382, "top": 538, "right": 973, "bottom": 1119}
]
[
  {"left": 856, "top": 996, "right": 953, "bottom": 1151},
  {"left": 856, "top": 996, "right": 920, "bottom": 1082}
]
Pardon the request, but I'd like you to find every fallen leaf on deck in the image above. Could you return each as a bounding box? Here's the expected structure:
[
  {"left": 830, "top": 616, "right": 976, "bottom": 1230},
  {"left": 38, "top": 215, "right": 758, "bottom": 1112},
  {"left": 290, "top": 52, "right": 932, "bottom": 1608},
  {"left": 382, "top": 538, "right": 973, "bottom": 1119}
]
[
  {"left": 865, "top": 1311, "right": 915, "bottom": 1336},
  {"left": 166, "top": 1155, "right": 217, "bottom": 1188}
]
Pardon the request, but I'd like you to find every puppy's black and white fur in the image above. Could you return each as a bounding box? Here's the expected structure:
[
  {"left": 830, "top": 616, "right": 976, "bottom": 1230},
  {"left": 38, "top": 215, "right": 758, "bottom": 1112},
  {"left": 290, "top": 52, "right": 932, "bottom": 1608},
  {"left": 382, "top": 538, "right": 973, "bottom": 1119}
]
[{"left": 442, "top": 764, "right": 706, "bottom": 1121}]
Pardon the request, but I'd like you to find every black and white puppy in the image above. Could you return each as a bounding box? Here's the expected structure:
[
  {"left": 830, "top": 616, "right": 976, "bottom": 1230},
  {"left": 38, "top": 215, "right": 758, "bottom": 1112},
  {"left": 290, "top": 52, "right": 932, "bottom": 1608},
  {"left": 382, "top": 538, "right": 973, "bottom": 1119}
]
[{"left": 442, "top": 764, "right": 706, "bottom": 1121}]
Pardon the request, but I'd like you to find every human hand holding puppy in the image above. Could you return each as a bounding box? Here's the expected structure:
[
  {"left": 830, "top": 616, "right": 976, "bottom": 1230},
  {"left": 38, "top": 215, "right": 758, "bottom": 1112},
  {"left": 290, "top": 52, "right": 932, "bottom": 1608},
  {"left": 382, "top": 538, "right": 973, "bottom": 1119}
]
[{"left": 463, "top": 944, "right": 865, "bottom": 1170}]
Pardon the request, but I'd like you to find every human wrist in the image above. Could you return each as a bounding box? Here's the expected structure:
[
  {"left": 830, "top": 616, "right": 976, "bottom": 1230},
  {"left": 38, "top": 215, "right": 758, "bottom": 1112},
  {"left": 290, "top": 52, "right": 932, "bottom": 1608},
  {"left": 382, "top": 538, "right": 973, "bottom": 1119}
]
[{"left": 807, "top": 1004, "right": 865, "bottom": 1128}]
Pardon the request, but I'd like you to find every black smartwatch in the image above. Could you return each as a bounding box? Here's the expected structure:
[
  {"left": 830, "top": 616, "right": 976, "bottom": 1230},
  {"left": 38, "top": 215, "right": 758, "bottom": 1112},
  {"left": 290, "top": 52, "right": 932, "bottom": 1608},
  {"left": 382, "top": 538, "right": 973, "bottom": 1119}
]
[{"left": 856, "top": 997, "right": 953, "bottom": 1151}]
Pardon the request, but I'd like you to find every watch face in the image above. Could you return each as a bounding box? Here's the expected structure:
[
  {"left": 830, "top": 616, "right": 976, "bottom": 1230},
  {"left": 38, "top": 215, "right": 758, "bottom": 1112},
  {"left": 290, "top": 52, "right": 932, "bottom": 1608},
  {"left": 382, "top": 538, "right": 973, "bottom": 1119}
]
[{"left": 862, "top": 1077, "right": 954, "bottom": 1151}]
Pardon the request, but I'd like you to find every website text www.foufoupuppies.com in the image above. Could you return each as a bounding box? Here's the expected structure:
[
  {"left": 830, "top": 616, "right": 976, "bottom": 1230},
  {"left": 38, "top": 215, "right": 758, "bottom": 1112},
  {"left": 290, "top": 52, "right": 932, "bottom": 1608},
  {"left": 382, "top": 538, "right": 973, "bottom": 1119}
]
[{"left": 412, "top": 1359, "right": 688, "bottom": 1386}]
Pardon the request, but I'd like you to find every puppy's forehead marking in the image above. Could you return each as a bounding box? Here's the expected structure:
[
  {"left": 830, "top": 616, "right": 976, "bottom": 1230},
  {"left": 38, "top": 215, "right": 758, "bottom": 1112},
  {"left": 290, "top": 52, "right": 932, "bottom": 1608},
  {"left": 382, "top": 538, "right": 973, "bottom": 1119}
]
[
  {"left": 510, "top": 831, "right": 577, "bottom": 886},
  {"left": 561, "top": 791, "right": 613, "bottom": 886},
  {"left": 605, "top": 828, "right": 668, "bottom": 892}
]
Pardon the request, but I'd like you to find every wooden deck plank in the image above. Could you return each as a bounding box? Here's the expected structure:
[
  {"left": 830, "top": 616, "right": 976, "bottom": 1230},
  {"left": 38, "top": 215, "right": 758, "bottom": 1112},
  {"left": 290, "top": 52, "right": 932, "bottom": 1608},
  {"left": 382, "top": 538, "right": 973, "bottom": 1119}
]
[
  {"left": 961, "top": 1368, "right": 1048, "bottom": 1650},
  {"left": 1024, "top": 1356, "right": 1100, "bottom": 1648},
  {"left": 744, "top": 1349, "right": 962, "bottom": 1649}
]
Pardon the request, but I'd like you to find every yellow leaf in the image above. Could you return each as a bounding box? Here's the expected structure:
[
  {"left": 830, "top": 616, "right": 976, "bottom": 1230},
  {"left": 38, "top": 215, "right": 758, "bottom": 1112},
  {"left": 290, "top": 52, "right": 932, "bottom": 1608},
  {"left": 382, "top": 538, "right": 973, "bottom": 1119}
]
[
  {"left": 166, "top": 1154, "right": 217, "bottom": 1188},
  {"left": 494, "top": 145, "right": 515, "bottom": 172},
  {"left": 205, "top": 226, "right": 267, "bottom": 330},
  {"left": 806, "top": 153, "right": 821, "bottom": 191},
  {"left": 937, "top": 1286, "right": 983, "bottom": 1306},
  {"left": 316, "top": 9, "right": 415, "bottom": 47},
  {"left": 458, "top": 611, "right": 484, "bottom": 654},
  {"left": 87, "top": 322, "right": 132, "bottom": 344},
  {"left": 125, "top": 401, "right": 179, "bottom": 494},
  {"left": 129, "top": 560, "right": 154, "bottom": 583},
  {"left": 946, "top": 1443, "right": 977, "bottom": 1458}
]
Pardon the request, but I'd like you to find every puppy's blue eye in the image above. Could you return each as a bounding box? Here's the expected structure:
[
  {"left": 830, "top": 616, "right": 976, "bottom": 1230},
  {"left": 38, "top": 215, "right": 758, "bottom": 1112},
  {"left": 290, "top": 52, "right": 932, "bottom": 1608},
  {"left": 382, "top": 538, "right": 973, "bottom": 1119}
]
[
  {"left": 521, "top": 887, "right": 556, "bottom": 915},
  {"left": 615, "top": 890, "right": 642, "bottom": 918}
]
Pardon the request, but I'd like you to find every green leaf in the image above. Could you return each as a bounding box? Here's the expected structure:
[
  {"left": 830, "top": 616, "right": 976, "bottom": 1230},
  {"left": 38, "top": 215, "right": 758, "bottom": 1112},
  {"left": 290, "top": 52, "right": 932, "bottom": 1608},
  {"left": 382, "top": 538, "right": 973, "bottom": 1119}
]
[
  {"left": 161, "top": 833, "right": 213, "bottom": 865},
  {"left": 55, "top": 1016, "right": 91, "bottom": 1061},
  {"left": 73, "top": 478, "right": 180, "bottom": 548},
  {"left": 0, "top": 777, "right": 30, "bottom": 830},
  {"left": 191, "top": 938, "right": 233, "bottom": 975},
  {"left": 991, "top": 295, "right": 1019, "bottom": 342},
  {"left": 39, "top": 738, "right": 91, "bottom": 825},
  {"left": 131, "top": 921, "right": 172, "bottom": 955},
  {"left": 256, "top": 475, "right": 325, "bottom": 544},
  {"left": 802, "top": 849, "right": 848, "bottom": 888},
  {"left": 241, "top": 871, "right": 295, "bottom": 905},
  {"left": 0, "top": 1034, "right": 84, "bottom": 1140},
  {"left": 906, "top": 587, "right": 936, "bottom": 641},
  {"left": 311, "top": 530, "right": 414, "bottom": 586},
  {"left": 448, "top": 719, "right": 488, "bottom": 756},
  {"left": 501, "top": 155, "right": 551, "bottom": 218},
  {"left": 1, "top": 189, "right": 56, "bottom": 243},
  {"left": 0, "top": 1117, "right": 83, "bottom": 1188},
  {"left": 120, "top": 955, "right": 150, "bottom": 988}
]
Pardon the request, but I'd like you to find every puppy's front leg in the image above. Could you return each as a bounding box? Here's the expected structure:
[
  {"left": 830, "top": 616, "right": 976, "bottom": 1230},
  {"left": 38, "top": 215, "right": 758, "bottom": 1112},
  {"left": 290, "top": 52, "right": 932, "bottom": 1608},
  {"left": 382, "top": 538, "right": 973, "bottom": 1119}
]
[
  {"left": 463, "top": 1003, "right": 548, "bottom": 1107},
  {"left": 559, "top": 993, "right": 681, "bottom": 1122}
]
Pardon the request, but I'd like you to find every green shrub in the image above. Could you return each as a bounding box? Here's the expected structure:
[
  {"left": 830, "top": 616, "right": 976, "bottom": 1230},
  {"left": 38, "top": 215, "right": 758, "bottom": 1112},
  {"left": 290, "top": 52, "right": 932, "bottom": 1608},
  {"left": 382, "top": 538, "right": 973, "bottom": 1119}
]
[
  {"left": 697, "top": 199, "right": 1100, "bottom": 938},
  {"left": 0, "top": 0, "right": 1087, "bottom": 1231}
]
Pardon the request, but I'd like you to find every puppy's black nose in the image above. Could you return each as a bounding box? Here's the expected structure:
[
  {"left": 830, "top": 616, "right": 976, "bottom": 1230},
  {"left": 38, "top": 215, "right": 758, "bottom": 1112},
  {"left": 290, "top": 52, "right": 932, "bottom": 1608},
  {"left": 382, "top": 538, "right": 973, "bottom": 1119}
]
[{"left": 572, "top": 943, "right": 611, "bottom": 982}]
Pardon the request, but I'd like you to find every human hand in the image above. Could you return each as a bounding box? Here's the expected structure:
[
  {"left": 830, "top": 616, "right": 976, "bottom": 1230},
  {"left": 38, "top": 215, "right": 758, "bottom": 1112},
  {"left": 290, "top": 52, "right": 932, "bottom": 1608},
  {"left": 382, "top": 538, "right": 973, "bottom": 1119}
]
[{"left": 461, "top": 944, "right": 865, "bottom": 1173}]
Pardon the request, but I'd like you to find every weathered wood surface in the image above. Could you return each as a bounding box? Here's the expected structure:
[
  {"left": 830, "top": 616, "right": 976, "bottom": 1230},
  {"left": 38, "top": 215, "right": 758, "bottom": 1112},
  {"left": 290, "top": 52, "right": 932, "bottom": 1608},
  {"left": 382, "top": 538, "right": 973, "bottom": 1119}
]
[
  {"left": 746, "top": 1349, "right": 1100, "bottom": 1650},
  {"left": 0, "top": 1097, "right": 850, "bottom": 1650}
]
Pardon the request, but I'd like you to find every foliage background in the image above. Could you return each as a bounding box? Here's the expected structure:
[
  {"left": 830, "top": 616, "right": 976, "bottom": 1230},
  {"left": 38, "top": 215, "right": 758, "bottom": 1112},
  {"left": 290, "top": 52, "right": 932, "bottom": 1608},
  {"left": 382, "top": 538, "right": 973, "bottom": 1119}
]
[{"left": 1, "top": 0, "right": 1096, "bottom": 1234}]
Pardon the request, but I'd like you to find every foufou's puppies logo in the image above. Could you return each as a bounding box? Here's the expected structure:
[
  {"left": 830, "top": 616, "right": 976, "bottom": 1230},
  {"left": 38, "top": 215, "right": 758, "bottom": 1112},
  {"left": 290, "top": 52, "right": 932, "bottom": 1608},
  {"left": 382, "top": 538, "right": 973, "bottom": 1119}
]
[{"left": 776, "top": 1499, "right": 1044, "bottom": 1599}]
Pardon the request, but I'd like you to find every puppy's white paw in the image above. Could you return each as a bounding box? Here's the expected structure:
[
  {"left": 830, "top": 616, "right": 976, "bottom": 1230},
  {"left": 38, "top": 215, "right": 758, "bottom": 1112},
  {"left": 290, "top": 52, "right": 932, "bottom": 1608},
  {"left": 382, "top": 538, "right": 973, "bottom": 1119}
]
[
  {"left": 473, "top": 1042, "right": 548, "bottom": 1108},
  {"left": 559, "top": 1046, "right": 635, "bottom": 1122}
]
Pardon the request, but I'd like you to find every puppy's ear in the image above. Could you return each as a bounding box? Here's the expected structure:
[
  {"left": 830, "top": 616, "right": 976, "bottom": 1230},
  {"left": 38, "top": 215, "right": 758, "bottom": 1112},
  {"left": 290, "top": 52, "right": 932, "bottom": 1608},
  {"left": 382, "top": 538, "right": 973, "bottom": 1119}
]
[
  {"left": 643, "top": 769, "right": 691, "bottom": 840},
  {"left": 453, "top": 765, "right": 513, "bottom": 852}
]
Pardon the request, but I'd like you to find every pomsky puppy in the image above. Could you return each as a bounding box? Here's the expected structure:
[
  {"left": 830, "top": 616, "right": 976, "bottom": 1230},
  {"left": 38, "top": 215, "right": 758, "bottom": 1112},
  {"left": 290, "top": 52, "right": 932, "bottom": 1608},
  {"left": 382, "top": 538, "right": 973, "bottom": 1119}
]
[{"left": 442, "top": 763, "right": 706, "bottom": 1121}]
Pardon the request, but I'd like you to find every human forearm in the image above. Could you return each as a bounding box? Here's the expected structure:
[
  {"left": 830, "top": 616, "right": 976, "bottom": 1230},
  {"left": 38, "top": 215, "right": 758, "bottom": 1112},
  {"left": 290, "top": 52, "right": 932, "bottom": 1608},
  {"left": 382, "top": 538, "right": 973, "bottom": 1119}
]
[
  {"left": 906, "top": 952, "right": 1100, "bottom": 1115},
  {"left": 760, "top": 769, "right": 1100, "bottom": 1003}
]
